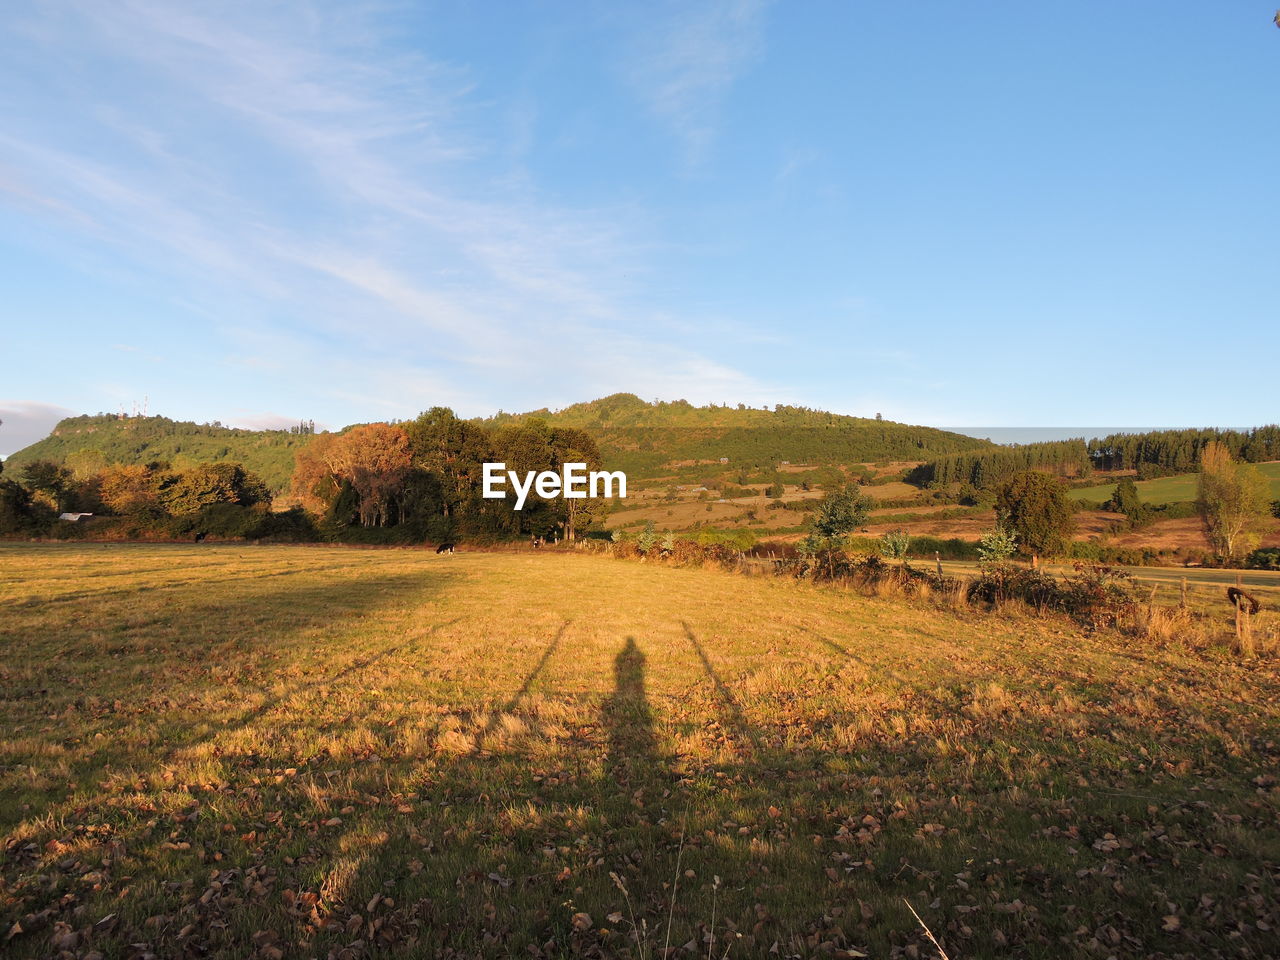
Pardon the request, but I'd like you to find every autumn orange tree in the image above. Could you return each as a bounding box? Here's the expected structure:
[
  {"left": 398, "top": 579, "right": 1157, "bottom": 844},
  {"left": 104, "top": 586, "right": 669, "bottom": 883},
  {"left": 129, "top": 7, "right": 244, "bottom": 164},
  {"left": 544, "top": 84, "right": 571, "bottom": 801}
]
[{"left": 1196, "top": 441, "right": 1272, "bottom": 559}]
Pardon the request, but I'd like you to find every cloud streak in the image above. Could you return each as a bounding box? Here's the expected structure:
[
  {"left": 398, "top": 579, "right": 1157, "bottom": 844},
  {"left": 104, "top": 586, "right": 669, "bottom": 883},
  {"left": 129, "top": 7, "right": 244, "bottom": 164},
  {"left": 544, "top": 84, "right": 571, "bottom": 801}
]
[
  {"left": 627, "top": 0, "right": 769, "bottom": 163},
  {"left": 0, "top": 0, "right": 780, "bottom": 422}
]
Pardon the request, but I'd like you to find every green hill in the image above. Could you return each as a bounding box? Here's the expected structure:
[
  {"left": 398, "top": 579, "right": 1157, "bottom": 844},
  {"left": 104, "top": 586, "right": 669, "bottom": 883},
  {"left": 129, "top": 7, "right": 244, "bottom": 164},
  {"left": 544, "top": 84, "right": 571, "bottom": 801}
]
[
  {"left": 4, "top": 397, "right": 996, "bottom": 493},
  {"left": 2, "top": 415, "right": 313, "bottom": 492},
  {"left": 481, "top": 393, "right": 995, "bottom": 476}
]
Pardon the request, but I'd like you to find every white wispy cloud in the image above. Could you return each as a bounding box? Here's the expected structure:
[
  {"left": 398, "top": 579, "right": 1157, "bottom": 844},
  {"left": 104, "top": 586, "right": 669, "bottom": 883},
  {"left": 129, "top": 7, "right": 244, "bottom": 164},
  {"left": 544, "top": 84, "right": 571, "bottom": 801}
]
[
  {"left": 0, "top": 0, "right": 781, "bottom": 421},
  {"left": 626, "top": 0, "right": 769, "bottom": 163}
]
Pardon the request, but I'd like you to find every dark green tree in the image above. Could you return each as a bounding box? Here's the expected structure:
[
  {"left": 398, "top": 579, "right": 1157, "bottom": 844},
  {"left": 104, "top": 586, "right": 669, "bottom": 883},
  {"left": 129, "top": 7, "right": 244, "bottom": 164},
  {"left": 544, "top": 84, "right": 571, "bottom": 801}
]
[
  {"left": 326, "top": 479, "right": 360, "bottom": 528},
  {"left": 405, "top": 407, "right": 491, "bottom": 521},
  {"left": 1110, "top": 477, "right": 1153, "bottom": 528},
  {"left": 21, "top": 460, "right": 73, "bottom": 510},
  {"left": 0, "top": 479, "right": 36, "bottom": 533},
  {"left": 549, "top": 426, "right": 604, "bottom": 541},
  {"left": 995, "top": 470, "right": 1076, "bottom": 557}
]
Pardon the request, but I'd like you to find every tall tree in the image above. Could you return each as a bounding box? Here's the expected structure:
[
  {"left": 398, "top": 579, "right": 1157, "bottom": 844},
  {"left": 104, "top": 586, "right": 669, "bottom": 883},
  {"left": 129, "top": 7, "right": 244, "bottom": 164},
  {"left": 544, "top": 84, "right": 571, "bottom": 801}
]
[
  {"left": 289, "top": 433, "right": 341, "bottom": 513},
  {"left": 21, "top": 460, "right": 73, "bottom": 511},
  {"left": 335, "top": 424, "right": 412, "bottom": 527},
  {"left": 549, "top": 426, "right": 603, "bottom": 541},
  {"left": 995, "top": 470, "right": 1075, "bottom": 557},
  {"left": 1196, "top": 441, "right": 1272, "bottom": 559},
  {"left": 98, "top": 464, "right": 161, "bottom": 516},
  {"left": 405, "top": 407, "right": 490, "bottom": 520}
]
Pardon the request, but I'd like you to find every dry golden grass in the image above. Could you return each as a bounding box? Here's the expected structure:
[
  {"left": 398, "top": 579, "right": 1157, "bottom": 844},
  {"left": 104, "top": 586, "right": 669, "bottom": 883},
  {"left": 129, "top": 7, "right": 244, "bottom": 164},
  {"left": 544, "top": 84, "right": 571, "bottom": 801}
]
[{"left": 1, "top": 544, "right": 1278, "bottom": 959}]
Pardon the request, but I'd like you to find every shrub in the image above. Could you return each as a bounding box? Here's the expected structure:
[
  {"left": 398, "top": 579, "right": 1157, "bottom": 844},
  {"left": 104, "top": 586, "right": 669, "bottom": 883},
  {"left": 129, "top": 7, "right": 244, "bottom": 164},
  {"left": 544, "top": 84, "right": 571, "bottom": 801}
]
[
  {"left": 967, "top": 564, "right": 1061, "bottom": 608},
  {"left": 966, "top": 562, "right": 1135, "bottom": 630},
  {"left": 1247, "top": 547, "right": 1280, "bottom": 571},
  {"left": 1058, "top": 563, "right": 1134, "bottom": 631},
  {"left": 810, "top": 484, "right": 873, "bottom": 544},
  {"left": 0, "top": 479, "right": 42, "bottom": 535},
  {"left": 880, "top": 529, "right": 911, "bottom": 561},
  {"left": 637, "top": 520, "right": 659, "bottom": 554},
  {"left": 977, "top": 526, "right": 1018, "bottom": 563}
]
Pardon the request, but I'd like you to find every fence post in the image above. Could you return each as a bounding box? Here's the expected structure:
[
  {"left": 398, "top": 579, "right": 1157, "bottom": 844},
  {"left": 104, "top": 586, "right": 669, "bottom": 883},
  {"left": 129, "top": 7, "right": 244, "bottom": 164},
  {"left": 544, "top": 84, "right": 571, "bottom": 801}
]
[{"left": 1234, "top": 590, "right": 1254, "bottom": 657}]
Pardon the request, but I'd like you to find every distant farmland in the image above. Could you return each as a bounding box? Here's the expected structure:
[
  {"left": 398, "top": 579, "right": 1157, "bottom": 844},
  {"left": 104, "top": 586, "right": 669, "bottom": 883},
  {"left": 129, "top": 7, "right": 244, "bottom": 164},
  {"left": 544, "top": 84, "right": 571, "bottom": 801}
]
[{"left": 1072, "top": 461, "right": 1280, "bottom": 505}]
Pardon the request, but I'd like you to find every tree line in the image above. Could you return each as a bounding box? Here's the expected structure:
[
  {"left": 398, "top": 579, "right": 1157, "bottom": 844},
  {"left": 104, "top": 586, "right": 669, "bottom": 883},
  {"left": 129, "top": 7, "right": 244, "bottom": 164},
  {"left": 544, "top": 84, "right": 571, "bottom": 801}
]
[
  {"left": 288, "top": 407, "right": 603, "bottom": 542},
  {"left": 0, "top": 455, "right": 278, "bottom": 538},
  {"left": 906, "top": 440, "right": 1091, "bottom": 487},
  {"left": 1, "top": 407, "right": 607, "bottom": 545},
  {"left": 910, "top": 426, "right": 1280, "bottom": 492},
  {"left": 1087, "top": 426, "right": 1280, "bottom": 476}
]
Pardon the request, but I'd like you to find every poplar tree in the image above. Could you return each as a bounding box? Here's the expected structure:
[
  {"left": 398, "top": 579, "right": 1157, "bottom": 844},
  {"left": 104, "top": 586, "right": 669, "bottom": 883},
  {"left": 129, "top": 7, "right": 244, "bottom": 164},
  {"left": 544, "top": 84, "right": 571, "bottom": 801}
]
[{"left": 1196, "top": 441, "right": 1271, "bottom": 559}]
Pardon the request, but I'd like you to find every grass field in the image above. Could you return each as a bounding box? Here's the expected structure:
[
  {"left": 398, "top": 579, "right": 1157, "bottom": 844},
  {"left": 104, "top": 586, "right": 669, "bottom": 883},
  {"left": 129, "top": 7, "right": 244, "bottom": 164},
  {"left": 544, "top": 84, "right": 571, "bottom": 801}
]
[
  {"left": 1072, "top": 462, "right": 1280, "bottom": 506},
  {"left": 2, "top": 545, "right": 1279, "bottom": 959}
]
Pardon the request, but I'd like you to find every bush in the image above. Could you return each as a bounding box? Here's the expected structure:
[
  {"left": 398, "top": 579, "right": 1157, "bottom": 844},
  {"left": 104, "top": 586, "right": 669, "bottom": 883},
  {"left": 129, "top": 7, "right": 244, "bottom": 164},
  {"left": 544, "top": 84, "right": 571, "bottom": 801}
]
[
  {"left": 842, "top": 535, "right": 978, "bottom": 560},
  {"left": 966, "top": 562, "right": 1135, "bottom": 630},
  {"left": 1247, "top": 547, "right": 1280, "bottom": 570},
  {"left": 967, "top": 564, "right": 1061, "bottom": 608},
  {"left": 637, "top": 520, "right": 660, "bottom": 554},
  {"left": 977, "top": 526, "right": 1018, "bottom": 562},
  {"left": 1058, "top": 564, "right": 1135, "bottom": 630},
  {"left": 1065, "top": 541, "right": 1156, "bottom": 566},
  {"left": 880, "top": 529, "right": 911, "bottom": 560},
  {"left": 694, "top": 528, "right": 757, "bottom": 551}
]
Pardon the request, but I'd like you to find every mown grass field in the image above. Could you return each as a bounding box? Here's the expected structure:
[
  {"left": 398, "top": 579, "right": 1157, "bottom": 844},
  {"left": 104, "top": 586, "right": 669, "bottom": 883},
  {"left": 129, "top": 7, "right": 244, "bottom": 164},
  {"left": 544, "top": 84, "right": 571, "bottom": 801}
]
[
  {"left": 2, "top": 544, "right": 1279, "bottom": 959},
  {"left": 1072, "top": 463, "right": 1280, "bottom": 506}
]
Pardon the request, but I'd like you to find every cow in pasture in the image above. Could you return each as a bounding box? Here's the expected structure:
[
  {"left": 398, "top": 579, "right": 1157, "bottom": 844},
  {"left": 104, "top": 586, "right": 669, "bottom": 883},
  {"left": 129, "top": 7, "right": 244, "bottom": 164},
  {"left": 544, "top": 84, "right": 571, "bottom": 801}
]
[{"left": 436, "top": 542, "right": 455, "bottom": 554}]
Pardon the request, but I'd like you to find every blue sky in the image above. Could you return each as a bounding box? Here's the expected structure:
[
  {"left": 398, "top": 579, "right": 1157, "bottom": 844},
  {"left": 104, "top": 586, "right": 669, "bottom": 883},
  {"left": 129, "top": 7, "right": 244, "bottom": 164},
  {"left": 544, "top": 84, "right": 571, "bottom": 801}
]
[{"left": 1, "top": 2, "right": 1276, "bottom": 454}]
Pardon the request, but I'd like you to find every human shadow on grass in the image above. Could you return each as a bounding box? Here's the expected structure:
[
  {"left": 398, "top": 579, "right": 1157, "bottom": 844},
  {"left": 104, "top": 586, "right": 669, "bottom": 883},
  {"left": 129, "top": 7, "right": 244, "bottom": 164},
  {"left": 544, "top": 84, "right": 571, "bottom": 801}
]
[
  {"left": 602, "top": 637, "right": 660, "bottom": 787},
  {"left": 293, "top": 632, "right": 690, "bottom": 959},
  {"left": 16, "top": 614, "right": 1277, "bottom": 960},
  {"left": 263, "top": 620, "right": 1280, "bottom": 960}
]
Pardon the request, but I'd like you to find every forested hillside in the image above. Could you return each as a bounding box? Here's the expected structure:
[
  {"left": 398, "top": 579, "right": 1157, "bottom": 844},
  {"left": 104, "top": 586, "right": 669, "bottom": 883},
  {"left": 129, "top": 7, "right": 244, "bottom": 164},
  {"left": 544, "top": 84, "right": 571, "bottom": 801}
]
[
  {"left": 3, "top": 415, "right": 313, "bottom": 492},
  {"left": 481, "top": 393, "right": 994, "bottom": 475},
  {"left": 5, "top": 397, "right": 997, "bottom": 493}
]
